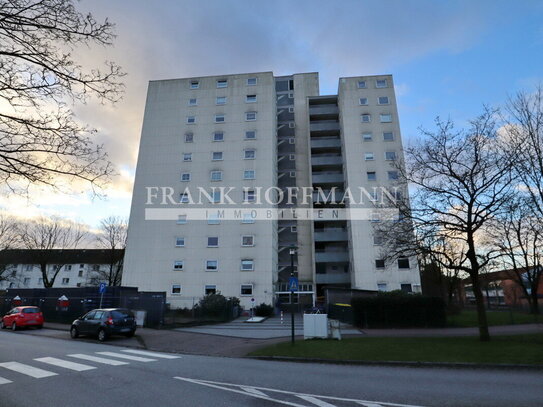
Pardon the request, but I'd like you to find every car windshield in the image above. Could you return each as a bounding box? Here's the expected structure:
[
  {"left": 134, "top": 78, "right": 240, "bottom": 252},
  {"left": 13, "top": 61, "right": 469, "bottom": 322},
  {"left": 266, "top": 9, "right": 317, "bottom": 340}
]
[
  {"left": 22, "top": 308, "right": 40, "bottom": 314},
  {"left": 111, "top": 310, "right": 133, "bottom": 319}
]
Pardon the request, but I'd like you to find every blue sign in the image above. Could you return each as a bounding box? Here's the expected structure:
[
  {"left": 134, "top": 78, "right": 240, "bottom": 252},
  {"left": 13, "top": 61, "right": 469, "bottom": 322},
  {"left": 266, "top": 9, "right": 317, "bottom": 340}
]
[
  {"left": 99, "top": 283, "right": 107, "bottom": 294},
  {"left": 288, "top": 276, "right": 299, "bottom": 292}
]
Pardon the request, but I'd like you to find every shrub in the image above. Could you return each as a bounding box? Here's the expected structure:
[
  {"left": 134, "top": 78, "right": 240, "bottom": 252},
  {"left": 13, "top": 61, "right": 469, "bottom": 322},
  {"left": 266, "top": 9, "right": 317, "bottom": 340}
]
[
  {"left": 254, "top": 303, "right": 274, "bottom": 317},
  {"left": 197, "top": 293, "right": 228, "bottom": 317},
  {"left": 351, "top": 292, "right": 446, "bottom": 328}
]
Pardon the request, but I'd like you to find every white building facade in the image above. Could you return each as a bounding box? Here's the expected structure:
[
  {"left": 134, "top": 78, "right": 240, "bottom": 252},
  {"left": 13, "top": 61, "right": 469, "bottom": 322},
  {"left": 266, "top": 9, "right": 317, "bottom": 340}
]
[{"left": 123, "top": 72, "right": 421, "bottom": 309}]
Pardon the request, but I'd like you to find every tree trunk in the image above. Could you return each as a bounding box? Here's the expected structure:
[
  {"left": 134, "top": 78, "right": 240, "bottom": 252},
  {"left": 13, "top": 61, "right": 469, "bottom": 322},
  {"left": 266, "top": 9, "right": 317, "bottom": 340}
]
[
  {"left": 529, "top": 289, "right": 540, "bottom": 315},
  {"left": 471, "top": 277, "right": 491, "bottom": 341}
]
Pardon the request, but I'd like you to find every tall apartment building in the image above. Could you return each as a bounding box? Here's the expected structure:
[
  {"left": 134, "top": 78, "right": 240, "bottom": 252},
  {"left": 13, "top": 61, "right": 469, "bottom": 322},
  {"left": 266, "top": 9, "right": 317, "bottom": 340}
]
[{"left": 122, "top": 72, "right": 421, "bottom": 309}]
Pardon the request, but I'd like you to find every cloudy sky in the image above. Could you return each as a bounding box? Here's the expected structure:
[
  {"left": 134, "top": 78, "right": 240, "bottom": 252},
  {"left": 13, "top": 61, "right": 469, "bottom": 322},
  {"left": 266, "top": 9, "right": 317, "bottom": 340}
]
[{"left": 3, "top": 0, "right": 542, "bottom": 228}]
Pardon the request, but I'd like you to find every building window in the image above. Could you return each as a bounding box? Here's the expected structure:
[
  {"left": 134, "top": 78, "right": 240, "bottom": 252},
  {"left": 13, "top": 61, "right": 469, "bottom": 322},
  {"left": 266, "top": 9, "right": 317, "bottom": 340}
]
[
  {"left": 376, "top": 79, "right": 388, "bottom": 88},
  {"left": 246, "top": 95, "right": 257, "bottom": 103},
  {"left": 212, "top": 190, "right": 221, "bottom": 203},
  {"left": 241, "top": 235, "right": 254, "bottom": 246},
  {"left": 186, "top": 116, "right": 196, "bottom": 124},
  {"left": 210, "top": 171, "right": 223, "bottom": 181},
  {"left": 217, "top": 79, "right": 227, "bottom": 88},
  {"left": 207, "top": 237, "right": 219, "bottom": 247},
  {"left": 177, "top": 215, "right": 187, "bottom": 224},
  {"left": 362, "top": 132, "right": 373, "bottom": 142},
  {"left": 288, "top": 122, "right": 295, "bottom": 128},
  {"left": 242, "top": 213, "right": 255, "bottom": 224},
  {"left": 358, "top": 80, "right": 367, "bottom": 88},
  {"left": 92, "top": 265, "right": 100, "bottom": 271},
  {"left": 181, "top": 173, "right": 191, "bottom": 182},
  {"left": 190, "top": 80, "right": 199, "bottom": 89},
  {"left": 243, "top": 170, "right": 255, "bottom": 180},
  {"left": 291, "top": 226, "right": 297, "bottom": 233},
  {"left": 78, "top": 270, "right": 83, "bottom": 277},
  {"left": 289, "top": 138, "right": 295, "bottom": 144},
  {"left": 398, "top": 258, "right": 410, "bottom": 269},
  {"left": 216, "top": 96, "right": 227, "bottom": 105},
  {"left": 241, "top": 259, "right": 254, "bottom": 271},
  {"left": 206, "top": 260, "right": 218, "bottom": 271},
  {"left": 241, "top": 284, "right": 253, "bottom": 296},
  {"left": 245, "top": 130, "right": 256, "bottom": 140},
  {"left": 172, "top": 284, "right": 181, "bottom": 294},
  {"left": 289, "top": 154, "right": 295, "bottom": 161},
  {"left": 359, "top": 97, "right": 368, "bottom": 105},
  {"left": 378, "top": 96, "right": 389, "bottom": 105},
  {"left": 188, "top": 98, "right": 197, "bottom": 106},
  {"left": 243, "top": 189, "right": 256, "bottom": 203},
  {"left": 388, "top": 171, "right": 399, "bottom": 180},
  {"left": 383, "top": 132, "right": 394, "bottom": 141},
  {"left": 245, "top": 111, "right": 257, "bottom": 121},
  {"left": 213, "top": 132, "right": 224, "bottom": 142},
  {"left": 25, "top": 264, "right": 33, "bottom": 271},
  {"left": 79, "top": 264, "right": 84, "bottom": 268},
  {"left": 173, "top": 261, "right": 184, "bottom": 271},
  {"left": 289, "top": 171, "right": 296, "bottom": 178},
  {"left": 180, "top": 193, "right": 189, "bottom": 203},
  {"left": 385, "top": 151, "right": 397, "bottom": 161},
  {"left": 205, "top": 285, "right": 217, "bottom": 295},
  {"left": 401, "top": 283, "right": 413, "bottom": 293},
  {"left": 377, "top": 283, "right": 387, "bottom": 291},
  {"left": 247, "top": 77, "right": 257, "bottom": 86},
  {"left": 375, "top": 259, "right": 386, "bottom": 269},
  {"left": 288, "top": 92, "right": 294, "bottom": 98},
  {"left": 175, "top": 237, "right": 185, "bottom": 247},
  {"left": 288, "top": 107, "right": 295, "bottom": 113},
  {"left": 185, "top": 133, "right": 194, "bottom": 143},
  {"left": 373, "top": 235, "right": 383, "bottom": 245},
  {"left": 62, "top": 278, "right": 69, "bottom": 285},
  {"left": 212, "top": 151, "right": 223, "bottom": 161},
  {"left": 244, "top": 149, "right": 256, "bottom": 159},
  {"left": 207, "top": 213, "right": 220, "bottom": 225},
  {"left": 364, "top": 152, "right": 374, "bottom": 161},
  {"left": 215, "top": 114, "right": 225, "bottom": 123},
  {"left": 380, "top": 114, "right": 392, "bottom": 123},
  {"left": 367, "top": 171, "right": 376, "bottom": 181},
  {"left": 183, "top": 153, "right": 192, "bottom": 162},
  {"left": 361, "top": 114, "right": 371, "bottom": 123},
  {"left": 65, "top": 265, "right": 72, "bottom": 271},
  {"left": 23, "top": 277, "right": 30, "bottom": 285}
]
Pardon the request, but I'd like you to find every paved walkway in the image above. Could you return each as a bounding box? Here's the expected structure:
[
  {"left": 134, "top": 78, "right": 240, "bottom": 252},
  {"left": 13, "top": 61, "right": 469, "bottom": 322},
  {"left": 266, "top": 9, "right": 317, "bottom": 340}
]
[{"left": 174, "top": 315, "right": 361, "bottom": 339}]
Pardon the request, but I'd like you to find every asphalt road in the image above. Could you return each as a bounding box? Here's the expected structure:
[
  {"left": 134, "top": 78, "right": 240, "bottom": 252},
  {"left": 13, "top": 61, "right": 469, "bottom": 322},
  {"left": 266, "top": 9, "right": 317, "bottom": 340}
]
[{"left": 0, "top": 329, "right": 542, "bottom": 407}]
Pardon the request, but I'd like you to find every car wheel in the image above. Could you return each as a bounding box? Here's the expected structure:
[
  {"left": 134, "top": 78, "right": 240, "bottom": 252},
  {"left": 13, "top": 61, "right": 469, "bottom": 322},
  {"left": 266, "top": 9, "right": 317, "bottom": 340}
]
[
  {"left": 11, "top": 322, "right": 17, "bottom": 331},
  {"left": 70, "top": 326, "right": 79, "bottom": 339},
  {"left": 97, "top": 329, "right": 107, "bottom": 342},
  {"left": 0, "top": 321, "right": 4, "bottom": 329},
  {"left": 36, "top": 325, "right": 43, "bottom": 329},
  {"left": 124, "top": 330, "right": 135, "bottom": 338}
]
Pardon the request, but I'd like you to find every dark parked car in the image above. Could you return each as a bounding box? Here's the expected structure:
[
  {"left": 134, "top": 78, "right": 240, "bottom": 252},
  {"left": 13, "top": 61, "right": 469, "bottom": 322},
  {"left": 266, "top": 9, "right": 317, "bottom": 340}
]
[{"left": 70, "top": 308, "right": 137, "bottom": 342}]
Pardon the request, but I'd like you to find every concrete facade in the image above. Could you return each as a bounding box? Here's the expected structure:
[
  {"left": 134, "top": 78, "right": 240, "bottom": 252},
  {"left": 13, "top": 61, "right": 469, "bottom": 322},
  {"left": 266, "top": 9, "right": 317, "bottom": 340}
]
[{"left": 123, "top": 72, "right": 421, "bottom": 309}]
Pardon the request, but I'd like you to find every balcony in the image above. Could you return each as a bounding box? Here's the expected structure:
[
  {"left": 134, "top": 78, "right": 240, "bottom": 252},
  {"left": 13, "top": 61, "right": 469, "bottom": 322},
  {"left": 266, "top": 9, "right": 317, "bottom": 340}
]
[
  {"left": 315, "top": 251, "right": 350, "bottom": 263},
  {"left": 311, "top": 156, "right": 342, "bottom": 166},
  {"left": 309, "top": 105, "right": 339, "bottom": 119},
  {"left": 310, "top": 138, "right": 341, "bottom": 149},
  {"left": 315, "top": 273, "right": 351, "bottom": 284},
  {"left": 312, "top": 173, "right": 344, "bottom": 184},
  {"left": 314, "top": 229, "right": 348, "bottom": 242},
  {"left": 310, "top": 122, "right": 340, "bottom": 133},
  {"left": 313, "top": 190, "right": 345, "bottom": 203}
]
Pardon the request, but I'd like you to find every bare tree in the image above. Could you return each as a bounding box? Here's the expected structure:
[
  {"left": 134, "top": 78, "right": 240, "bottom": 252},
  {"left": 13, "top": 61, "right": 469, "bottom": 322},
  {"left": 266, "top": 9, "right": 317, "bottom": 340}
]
[
  {"left": 378, "top": 110, "right": 516, "bottom": 341},
  {"left": 18, "top": 216, "right": 86, "bottom": 287},
  {"left": 95, "top": 216, "right": 126, "bottom": 286},
  {"left": 488, "top": 198, "right": 542, "bottom": 314},
  {"left": 0, "top": 213, "right": 20, "bottom": 284},
  {"left": 0, "top": 0, "right": 124, "bottom": 194}
]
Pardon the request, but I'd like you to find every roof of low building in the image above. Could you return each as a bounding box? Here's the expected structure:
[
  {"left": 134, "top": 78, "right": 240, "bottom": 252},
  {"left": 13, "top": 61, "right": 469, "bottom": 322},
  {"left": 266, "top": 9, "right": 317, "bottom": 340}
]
[{"left": 0, "top": 249, "right": 124, "bottom": 265}]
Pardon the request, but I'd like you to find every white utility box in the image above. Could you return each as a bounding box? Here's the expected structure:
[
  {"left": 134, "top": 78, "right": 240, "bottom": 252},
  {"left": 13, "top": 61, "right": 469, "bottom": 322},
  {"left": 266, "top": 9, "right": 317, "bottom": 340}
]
[{"left": 303, "top": 313, "right": 328, "bottom": 339}]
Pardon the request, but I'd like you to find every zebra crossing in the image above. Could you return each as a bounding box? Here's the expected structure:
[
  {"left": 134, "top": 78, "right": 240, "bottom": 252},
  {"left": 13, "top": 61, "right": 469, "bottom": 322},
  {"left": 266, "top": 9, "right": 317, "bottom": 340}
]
[{"left": 0, "top": 349, "right": 180, "bottom": 385}]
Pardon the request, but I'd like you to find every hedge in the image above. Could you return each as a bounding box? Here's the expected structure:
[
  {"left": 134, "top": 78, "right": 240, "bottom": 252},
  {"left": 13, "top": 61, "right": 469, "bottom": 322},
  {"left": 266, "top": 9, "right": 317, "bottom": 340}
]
[{"left": 351, "top": 292, "right": 446, "bottom": 328}]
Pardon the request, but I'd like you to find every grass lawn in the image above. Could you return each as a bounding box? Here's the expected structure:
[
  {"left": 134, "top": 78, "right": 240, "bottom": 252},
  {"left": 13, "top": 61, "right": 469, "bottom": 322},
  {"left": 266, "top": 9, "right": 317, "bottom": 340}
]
[
  {"left": 249, "top": 334, "right": 543, "bottom": 365},
  {"left": 447, "top": 310, "right": 542, "bottom": 327}
]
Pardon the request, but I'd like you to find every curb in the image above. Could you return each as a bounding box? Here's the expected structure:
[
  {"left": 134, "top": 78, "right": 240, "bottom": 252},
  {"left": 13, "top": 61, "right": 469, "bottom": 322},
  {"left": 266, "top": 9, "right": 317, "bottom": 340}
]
[{"left": 247, "top": 356, "right": 543, "bottom": 371}]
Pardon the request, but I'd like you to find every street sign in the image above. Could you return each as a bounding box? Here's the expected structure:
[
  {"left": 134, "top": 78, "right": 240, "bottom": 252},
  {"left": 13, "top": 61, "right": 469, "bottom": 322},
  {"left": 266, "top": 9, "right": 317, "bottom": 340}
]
[
  {"left": 99, "top": 283, "right": 107, "bottom": 294},
  {"left": 288, "top": 276, "right": 299, "bottom": 292}
]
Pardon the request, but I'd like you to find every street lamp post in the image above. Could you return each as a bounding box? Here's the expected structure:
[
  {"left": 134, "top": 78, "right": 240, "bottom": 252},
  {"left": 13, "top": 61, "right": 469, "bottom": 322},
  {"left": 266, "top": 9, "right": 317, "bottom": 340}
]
[{"left": 289, "top": 246, "right": 296, "bottom": 345}]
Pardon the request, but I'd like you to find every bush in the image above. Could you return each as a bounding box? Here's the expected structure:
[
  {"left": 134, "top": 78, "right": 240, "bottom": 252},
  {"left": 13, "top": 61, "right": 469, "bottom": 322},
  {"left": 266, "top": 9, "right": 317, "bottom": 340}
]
[
  {"left": 351, "top": 292, "right": 446, "bottom": 328},
  {"left": 254, "top": 303, "right": 274, "bottom": 317},
  {"left": 196, "top": 293, "right": 228, "bottom": 318}
]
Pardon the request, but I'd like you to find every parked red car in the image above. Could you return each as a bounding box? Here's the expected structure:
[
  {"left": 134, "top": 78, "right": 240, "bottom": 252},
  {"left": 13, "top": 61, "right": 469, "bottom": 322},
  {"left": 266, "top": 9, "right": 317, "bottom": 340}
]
[{"left": 0, "top": 306, "right": 44, "bottom": 330}]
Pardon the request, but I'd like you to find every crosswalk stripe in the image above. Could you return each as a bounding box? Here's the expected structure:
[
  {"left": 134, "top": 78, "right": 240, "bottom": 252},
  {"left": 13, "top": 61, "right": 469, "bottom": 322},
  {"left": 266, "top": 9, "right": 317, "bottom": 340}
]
[
  {"left": 120, "top": 349, "right": 180, "bottom": 359},
  {"left": 67, "top": 354, "right": 129, "bottom": 366},
  {"left": 297, "top": 395, "right": 337, "bottom": 407},
  {"left": 35, "top": 357, "right": 96, "bottom": 372},
  {"left": 95, "top": 351, "right": 156, "bottom": 362},
  {"left": 0, "top": 362, "right": 57, "bottom": 378},
  {"left": 0, "top": 377, "right": 12, "bottom": 385}
]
